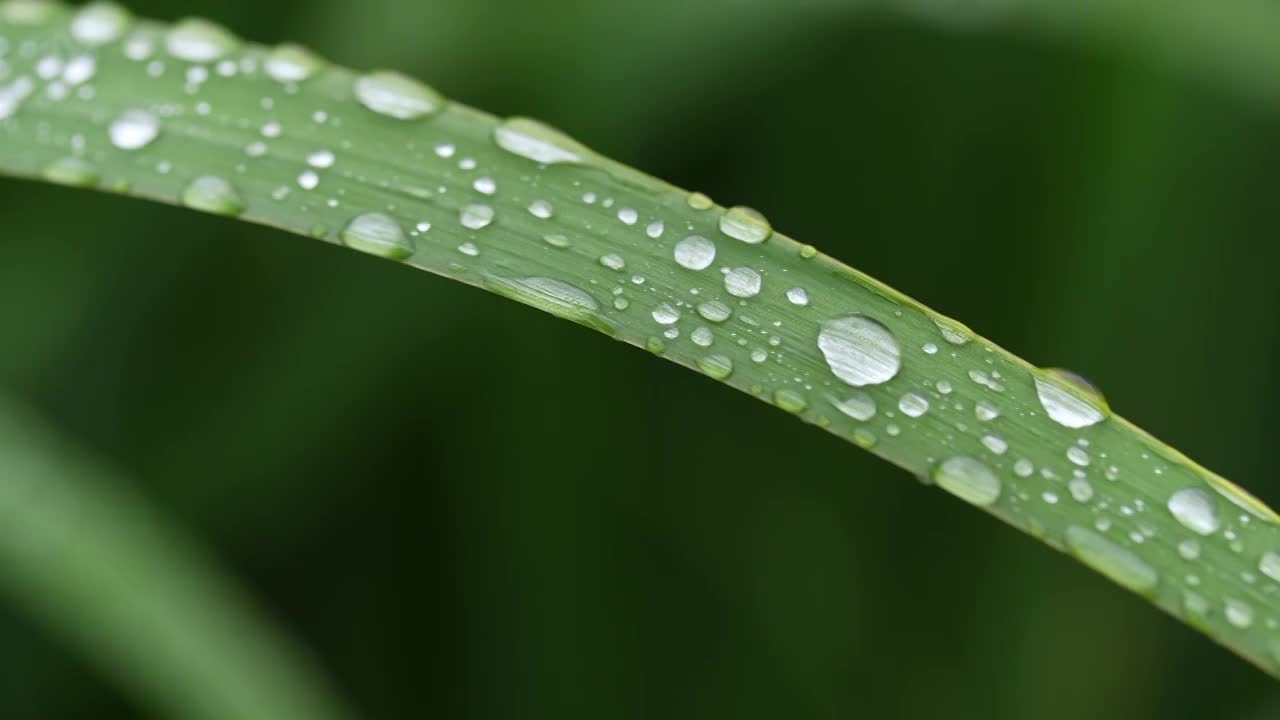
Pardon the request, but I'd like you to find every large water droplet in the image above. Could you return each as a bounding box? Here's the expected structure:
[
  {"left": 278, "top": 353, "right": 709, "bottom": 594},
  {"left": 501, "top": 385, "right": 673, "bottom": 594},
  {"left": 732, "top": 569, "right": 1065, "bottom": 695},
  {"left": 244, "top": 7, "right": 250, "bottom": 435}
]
[
  {"left": 673, "top": 235, "right": 715, "bottom": 271},
  {"left": 165, "top": 18, "right": 237, "bottom": 62},
  {"left": 265, "top": 44, "right": 322, "bottom": 83},
  {"left": 354, "top": 71, "right": 443, "bottom": 120},
  {"left": 493, "top": 117, "right": 586, "bottom": 165},
  {"left": 484, "top": 276, "right": 613, "bottom": 335},
  {"left": 723, "top": 267, "right": 761, "bottom": 298},
  {"left": 71, "top": 2, "right": 131, "bottom": 46},
  {"left": 718, "top": 206, "right": 771, "bottom": 244},
  {"left": 340, "top": 212, "right": 414, "bottom": 261},
  {"left": 898, "top": 392, "right": 929, "bottom": 418},
  {"left": 1167, "top": 488, "right": 1221, "bottom": 536},
  {"left": 181, "top": 175, "right": 243, "bottom": 216},
  {"left": 933, "top": 456, "right": 1001, "bottom": 506},
  {"left": 651, "top": 303, "right": 681, "bottom": 325},
  {"left": 1065, "top": 526, "right": 1158, "bottom": 596},
  {"left": 108, "top": 109, "right": 160, "bottom": 150},
  {"left": 817, "top": 315, "right": 901, "bottom": 387},
  {"left": 1034, "top": 372, "right": 1107, "bottom": 429}
]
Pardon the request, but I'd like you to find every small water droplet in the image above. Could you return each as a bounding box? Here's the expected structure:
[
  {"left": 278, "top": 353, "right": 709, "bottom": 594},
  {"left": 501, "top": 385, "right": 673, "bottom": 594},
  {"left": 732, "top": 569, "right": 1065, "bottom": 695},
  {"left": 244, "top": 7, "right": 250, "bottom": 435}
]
[
  {"left": 1178, "top": 539, "right": 1201, "bottom": 560},
  {"left": 674, "top": 235, "right": 716, "bottom": 271},
  {"left": 181, "top": 175, "right": 243, "bottom": 216},
  {"left": 980, "top": 434, "right": 1007, "bottom": 455},
  {"left": 599, "top": 253, "right": 625, "bottom": 271},
  {"left": 108, "top": 109, "right": 160, "bottom": 150},
  {"left": 1013, "top": 459, "right": 1034, "bottom": 477},
  {"left": 974, "top": 400, "right": 999, "bottom": 421},
  {"left": 718, "top": 206, "right": 771, "bottom": 244},
  {"left": 652, "top": 303, "right": 681, "bottom": 325},
  {"left": 645, "top": 221, "right": 664, "bottom": 239},
  {"left": 617, "top": 207, "right": 638, "bottom": 225},
  {"left": 527, "top": 199, "right": 553, "bottom": 219},
  {"left": 817, "top": 315, "right": 901, "bottom": 387},
  {"left": 1069, "top": 477, "right": 1094, "bottom": 502},
  {"left": 933, "top": 456, "right": 1001, "bottom": 506},
  {"left": 687, "top": 192, "right": 713, "bottom": 210},
  {"left": 1065, "top": 526, "right": 1158, "bottom": 596},
  {"left": 1167, "top": 488, "right": 1220, "bottom": 536},
  {"left": 265, "top": 44, "right": 322, "bottom": 83},
  {"left": 696, "top": 300, "right": 732, "bottom": 323},
  {"left": 723, "top": 267, "right": 761, "bottom": 298},
  {"left": 690, "top": 326, "right": 714, "bottom": 347},
  {"left": 898, "top": 392, "right": 929, "bottom": 418},
  {"left": 829, "top": 392, "right": 876, "bottom": 421},
  {"left": 1259, "top": 552, "right": 1280, "bottom": 583},
  {"left": 297, "top": 169, "right": 319, "bottom": 190},
  {"left": 340, "top": 212, "right": 414, "bottom": 260},
  {"left": 493, "top": 117, "right": 586, "bottom": 164},
  {"left": 934, "top": 319, "right": 972, "bottom": 345},
  {"left": 62, "top": 55, "right": 96, "bottom": 85},
  {"left": 786, "top": 287, "right": 809, "bottom": 306},
  {"left": 774, "top": 389, "right": 807, "bottom": 414},
  {"left": 306, "top": 149, "right": 335, "bottom": 168},
  {"left": 71, "top": 2, "right": 131, "bottom": 46},
  {"left": 698, "top": 354, "right": 734, "bottom": 380},
  {"left": 473, "top": 176, "right": 496, "bottom": 195},
  {"left": 457, "top": 241, "right": 479, "bottom": 257},
  {"left": 1225, "top": 598, "right": 1254, "bottom": 628},
  {"left": 750, "top": 348, "right": 768, "bottom": 363},
  {"left": 1067, "top": 446, "right": 1090, "bottom": 467},
  {"left": 42, "top": 157, "right": 97, "bottom": 187},
  {"left": 542, "top": 234, "right": 571, "bottom": 248},
  {"left": 165, "top": 18, "right": 237, "bottom": 63},
  {"left": 354, "top": 70, "right": 443, "bottom": 120},
  {"left": 1035, "top": 372, "right": 1107, "bottom": 429},
  {"left": 460, "top": 203, "right": 495, "bottom": 230}
]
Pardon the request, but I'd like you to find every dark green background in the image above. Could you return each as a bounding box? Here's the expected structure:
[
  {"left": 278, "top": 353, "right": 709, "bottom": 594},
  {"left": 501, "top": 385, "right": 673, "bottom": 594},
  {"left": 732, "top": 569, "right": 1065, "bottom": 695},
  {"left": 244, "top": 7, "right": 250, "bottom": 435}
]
[{"left": 2, "top": 1, "right": 1279, "bottom": 717}]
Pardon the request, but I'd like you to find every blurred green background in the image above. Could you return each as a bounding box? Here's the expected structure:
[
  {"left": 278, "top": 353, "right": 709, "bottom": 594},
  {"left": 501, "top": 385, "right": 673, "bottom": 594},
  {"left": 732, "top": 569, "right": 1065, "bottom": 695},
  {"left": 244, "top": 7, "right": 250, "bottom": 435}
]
[{"left": 2, "top": 0, "right": 1279, "bottom": 717}]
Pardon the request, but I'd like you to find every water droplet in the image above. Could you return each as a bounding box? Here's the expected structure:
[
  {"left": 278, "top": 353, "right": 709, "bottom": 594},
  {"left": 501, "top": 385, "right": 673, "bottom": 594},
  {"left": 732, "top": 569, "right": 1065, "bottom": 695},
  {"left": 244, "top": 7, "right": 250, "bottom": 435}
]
[
  {"left": 617, "top": 207, "right": 638, "bottom": 225},
  {"left": 980, "top": 434, "right": 1007, "bottom": 455},
  {"left": 974, "top": 400, "right": 999, "bottom": 421},
  {"left": 1204, "top": 474, "right": 1280, "bottom": 524},
  {"left": 786, "top": 288, "right": 809, "bottom": 306},
  {"left": 181, "top": 175, "right": 243, "bottom": 216},
  {"left": 698, "top": 354, "right": 733, "bottom": 380},
  {"left": 493, "top": 117, "right": 586, "bottom": 165},
  {"left": 265, "top": 44, "right": 321, "bottom": 83},
  {"left": 723, "top": 267, "right": 761, "bottom": 298},
  {"left": 1034, "top": 373, "right": 1107, "bottom": 429},
  {"left": 774, "top": 389, "right": 807, "bottom": 414},
  {"left": 1066, "top": 446, "right": 1090, "bottom": 467},
  {"left": 817, "top": 315, "right": 901, "bottom": 387},
  {"left": 687, "top": 192, "right": 713, "bottom": 210},
  {"left": 42, "top": 157, "right": 97, "bottom": 187},
  {"left": 297, "top": 169, "right": 319, "bottom": 190},
  {"left": 1167, "top": 488, "right": 1221, "bottom": 536},
  {"left": 1069, "top": 477, "right": 1094, "bottom": 502},
  {"left": 1225, "top": 598, "right": 1254, "bottom": 628},
  {"left": 1013, "top": 459, "right": 1033, "bottom": 477},
  {"left": 527, "top": 199, "right": 553, "bottom": 219},
  {"left": 542, "top": 234, "right": 570, "bottom": 248},
  {"left": 354, "top": 70, "right": 443, "bottom": 120},
  {"left": 165, "top": 18, "right": 237, "bottom": 62},
  {"left": 696, "top": 300, "right": 732, "bottom": 323},
  {"left": 1178, "top": 539, "right": 1200, "bottom": 560},
  {"left": 1065, "top": 526, "right": 1158, "bottom": 595},
  {"left": 651, "top": 303, "right": 681, "bottom": 325},
  {"left": 108, "top": 109, "right": 160, "bottom": 150},
  {"left": 306, "top": 149, "right": 335, "bottom": 168},
  {"left": 460, "top": 203, "right": 494, "bottom": 230},
  {"left": 690, "top": 326, "right": 714, "bottom": 347},
  {"left": 750, "top": 348, "right": 768, "bottom": 363},
  {"left": 674, "top": 235, "right": 716, "bottom": 271},
  {"left": 933, "top": 456, "right": 1001, "bottom": 506},
  {"left": 339, "top": 212, "right": 414, "bottom": 261},
  {"left": 934, "top": 319, "right": 972, "bottom": 345},
  {"left": 899, "top": 392, "right": 929, "bottom": 418},
  {"left": 1259, "top": 552, "right": 1280, "bottom": 582},
  {"left": 473, "top": 176, "right": 496, "bottom": 195},
  {"left": 457, "top": 241, "right": 479, "bottom": 257},
  {"left": 71, "top": 2, "right": 131, "bottom": 46},
  {"left": 830, "top": 392, "right": 876, "bottom": 421},
  {"left": 599, "top": 253, "right": 625, "bottom": 271},
  {"left": 718, "top": 206, "right": 771, "bottom": 244},
  {"left": 645, "top": 221, "right": 664, "bottom": 239},
  {"left": 483, "top": 276, "right": 613, "bottom": 335}
]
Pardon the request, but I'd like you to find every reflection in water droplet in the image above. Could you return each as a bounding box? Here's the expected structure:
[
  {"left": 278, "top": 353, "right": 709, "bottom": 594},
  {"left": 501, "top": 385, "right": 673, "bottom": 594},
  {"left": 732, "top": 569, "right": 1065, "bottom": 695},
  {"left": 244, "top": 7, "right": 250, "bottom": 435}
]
[
  {"left": 493, "top": 117, "right": 586, "bottom": 165},
  {"left": 723, "top": 267, "right": 761, "bottom": 298},
  {"left": 774, "top": 389, "right": 807, "bottom": 414},
  {"left": 698, "top": 354, "right": 733, "bottom": 380},
  {"left": 817, "top": 315, "right": 900, "bottom": 387},
  {"left": 460, "top": 203, "right": 495, "bottom": 230},
  {"left": 1034, "top": 373, "right": 1107, "bottom": 429},
  {"left": 674, "top": 235, "right": 716, "bottom": 271},
  {"left": 651, "top": 303, "right": 681, "bottom": 325},
  {"left": 898, "top": 392, "right": 929, "bottom": 418}
]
